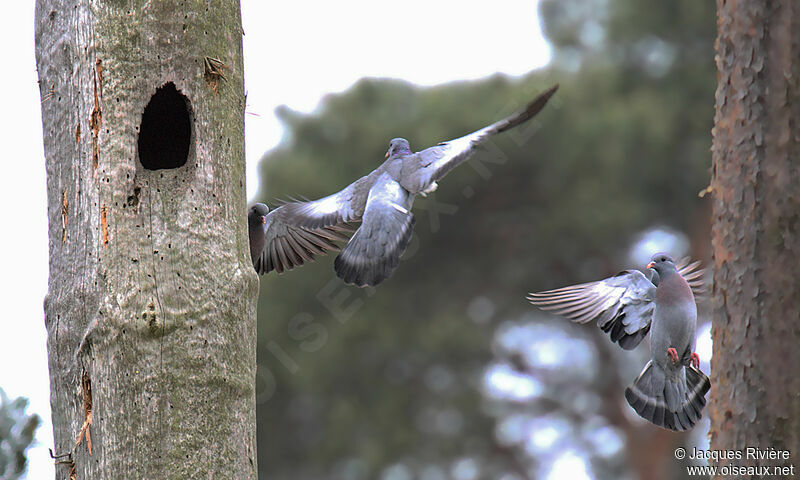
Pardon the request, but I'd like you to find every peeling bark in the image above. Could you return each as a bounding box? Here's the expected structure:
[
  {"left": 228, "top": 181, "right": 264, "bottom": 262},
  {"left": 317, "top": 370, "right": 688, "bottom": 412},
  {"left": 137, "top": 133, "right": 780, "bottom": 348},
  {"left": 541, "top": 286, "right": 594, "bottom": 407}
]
[
  {"left": 35, "top": 1, "right": 258, "bottom": 477},
  {"left": 710, "top": 0, "right": 800, "bottom": 472}
]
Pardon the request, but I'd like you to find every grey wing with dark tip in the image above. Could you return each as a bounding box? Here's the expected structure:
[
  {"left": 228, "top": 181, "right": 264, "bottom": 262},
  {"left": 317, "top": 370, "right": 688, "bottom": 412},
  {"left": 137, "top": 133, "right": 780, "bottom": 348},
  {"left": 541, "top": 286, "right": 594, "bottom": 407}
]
[
  {"left": 256, "top": 187, "right": 359, "bottom": 275},
  {"left": 527, "top": 269, "right": 657, "bottom": 350},
  {"left": 334, "top": 174, "right": 415, "bottom": 287},
  {"left": 403, "top": 85, "right": 558, "bottom": 192}
]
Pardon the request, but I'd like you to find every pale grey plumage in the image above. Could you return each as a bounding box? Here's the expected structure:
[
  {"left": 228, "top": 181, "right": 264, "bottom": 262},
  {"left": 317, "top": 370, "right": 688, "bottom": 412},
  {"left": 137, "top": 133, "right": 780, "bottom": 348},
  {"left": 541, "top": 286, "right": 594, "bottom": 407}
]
[
  {"left": 250, "top": 84, "right": 559, "bottom": 286},
  {"left": 526, "top": 257, "right": 703, "bottom": 350},
  {"left": 527, "top": 253, "right": 710, "bottom": 431},
  {"left": 334, "top": 173, "right": 415, "bottom": 286}
]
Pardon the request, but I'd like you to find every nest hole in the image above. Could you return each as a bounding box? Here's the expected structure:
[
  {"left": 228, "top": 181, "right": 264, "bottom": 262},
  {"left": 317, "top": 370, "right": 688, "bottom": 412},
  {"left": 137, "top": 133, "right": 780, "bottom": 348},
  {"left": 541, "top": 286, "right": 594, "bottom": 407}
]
[{"left": 138, "top": 82, "right": 191, "bottom": 170}]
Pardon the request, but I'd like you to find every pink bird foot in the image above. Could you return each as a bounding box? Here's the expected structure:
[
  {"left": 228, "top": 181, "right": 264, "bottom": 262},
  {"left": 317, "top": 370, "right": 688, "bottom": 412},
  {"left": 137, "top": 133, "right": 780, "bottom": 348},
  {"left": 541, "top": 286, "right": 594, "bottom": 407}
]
[
  {"left": 690, "top": 352, "right": 700, "bottom": 369},
  {"left": 667, "top": 347, "right": 679, "bottom": 365}
]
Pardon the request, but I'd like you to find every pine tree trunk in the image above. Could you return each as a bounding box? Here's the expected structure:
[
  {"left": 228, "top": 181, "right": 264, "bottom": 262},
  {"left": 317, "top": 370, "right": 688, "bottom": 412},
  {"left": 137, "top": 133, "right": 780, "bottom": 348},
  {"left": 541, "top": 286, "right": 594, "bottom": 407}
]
[
  {"left": 710, "top": 0, "right": 800, "bottom": 473},
  {"left": 35, "top": 1, "right": 258, "bottom": 477}
]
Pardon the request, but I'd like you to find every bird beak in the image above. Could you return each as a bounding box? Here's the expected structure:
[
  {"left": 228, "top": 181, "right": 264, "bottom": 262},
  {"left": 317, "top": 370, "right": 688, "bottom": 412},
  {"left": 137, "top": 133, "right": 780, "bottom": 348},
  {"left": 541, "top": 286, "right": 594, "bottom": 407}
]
[
  {"left": 261, "top": 216, "right": 267, "bottom": 224},
  {"left": 646, "top": 261, "right": 655, "bottom": 269},
  {"left": 385, "top": 151, "right": 390, "bottom": 159}
]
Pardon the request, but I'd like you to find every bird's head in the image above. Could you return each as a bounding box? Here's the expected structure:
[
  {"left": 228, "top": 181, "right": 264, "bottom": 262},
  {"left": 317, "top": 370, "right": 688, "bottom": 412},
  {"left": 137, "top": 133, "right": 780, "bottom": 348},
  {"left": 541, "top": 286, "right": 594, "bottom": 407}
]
[
  {"left": 646, "top": 252, "right": 676, "bottom": 275},
  {"left": 248, "top": 203, "right": 270, "bottom": 225},
  {"left": 385, "top": 138, "right": 411, "bottom": 158}
]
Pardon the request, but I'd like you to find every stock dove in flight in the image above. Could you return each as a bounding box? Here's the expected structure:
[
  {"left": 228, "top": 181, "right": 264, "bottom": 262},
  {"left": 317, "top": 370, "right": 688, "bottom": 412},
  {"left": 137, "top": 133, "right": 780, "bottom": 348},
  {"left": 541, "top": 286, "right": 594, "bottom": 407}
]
[
  {"left": 527, "top": 253, "right": 710, "bottom": 431},
  {"left": 249, "top": 84, "right": 559, "bottom": 286}
]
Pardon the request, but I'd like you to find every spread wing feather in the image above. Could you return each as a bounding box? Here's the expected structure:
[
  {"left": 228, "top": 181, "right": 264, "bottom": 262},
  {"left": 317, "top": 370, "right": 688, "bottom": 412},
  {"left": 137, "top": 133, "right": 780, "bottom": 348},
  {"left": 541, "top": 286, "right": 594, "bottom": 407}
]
[
  {"left": 527, "top": 270, "right": 657, "bottom": 350},
  {"left": 675, "top": 258, "right": 705, "bottom": 298},
  {"left": 403, "top": 85, "right": 558, "bottom": 192},
  {"left": 254, "top": 186, "right": 359, "bottom": 275}
]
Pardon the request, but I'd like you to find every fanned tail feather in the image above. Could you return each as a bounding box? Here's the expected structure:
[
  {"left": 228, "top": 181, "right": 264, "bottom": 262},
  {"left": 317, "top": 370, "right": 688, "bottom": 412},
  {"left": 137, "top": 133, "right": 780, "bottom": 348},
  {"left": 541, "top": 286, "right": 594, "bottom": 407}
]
[
  {"left": 334, "top": 214, "right": 415, "bottom": 287},
  {"left": 624, "top": 361, "right": 710, "bottom": 431}
]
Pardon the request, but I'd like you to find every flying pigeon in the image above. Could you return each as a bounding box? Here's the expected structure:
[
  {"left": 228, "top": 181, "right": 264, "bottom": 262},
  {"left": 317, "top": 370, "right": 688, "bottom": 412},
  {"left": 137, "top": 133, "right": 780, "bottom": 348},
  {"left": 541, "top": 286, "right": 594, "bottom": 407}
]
[
  {"left": 248, "top": 84, "right": 559, "bottom": 286},
  {"left": 527, "top": 253, "right": 710, "bottom": 431}
]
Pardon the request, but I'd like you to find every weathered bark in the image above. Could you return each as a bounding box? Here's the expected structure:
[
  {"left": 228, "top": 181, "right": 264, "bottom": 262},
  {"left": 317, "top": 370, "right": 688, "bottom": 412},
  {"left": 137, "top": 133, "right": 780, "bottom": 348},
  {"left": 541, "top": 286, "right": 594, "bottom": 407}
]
[
  {"left": 710, "top": 0, "right": 800, "bottom": 472},
  {"left": 35, "top": 1, "right": 257, "bottom": 478}
]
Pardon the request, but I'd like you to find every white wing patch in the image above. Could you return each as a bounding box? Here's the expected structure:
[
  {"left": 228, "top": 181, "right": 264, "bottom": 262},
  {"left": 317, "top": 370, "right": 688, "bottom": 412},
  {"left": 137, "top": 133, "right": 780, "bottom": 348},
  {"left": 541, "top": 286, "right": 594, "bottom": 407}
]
[
  {"left": 294, "top": 185, "right": 356, "bottom": 223},
  {"left": 391, "top": 203, "right": 409, "bottom": 215},
  {"left": 305, "top": 193, "right": 343, "bottom": 216}
]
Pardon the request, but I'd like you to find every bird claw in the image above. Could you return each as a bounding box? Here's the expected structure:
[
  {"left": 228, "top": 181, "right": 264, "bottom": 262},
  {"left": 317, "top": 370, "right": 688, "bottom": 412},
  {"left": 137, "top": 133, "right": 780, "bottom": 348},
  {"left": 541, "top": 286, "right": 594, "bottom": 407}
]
[
  {"left": 690, "top": 352, "right": 700, "bottom": 369},
  {"left": 667, "top": 347, "right": 679, "bottom": 365}
]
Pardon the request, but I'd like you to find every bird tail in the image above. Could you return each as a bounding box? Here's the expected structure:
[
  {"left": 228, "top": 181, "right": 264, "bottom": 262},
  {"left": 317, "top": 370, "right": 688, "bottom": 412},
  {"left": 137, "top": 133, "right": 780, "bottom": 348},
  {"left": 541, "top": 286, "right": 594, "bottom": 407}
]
[
  {"left": 334, "top": 213, "right": 415, "bottom": 287},
  {"left": 624, "top": 361, "right": 710, "bottom": 431}
]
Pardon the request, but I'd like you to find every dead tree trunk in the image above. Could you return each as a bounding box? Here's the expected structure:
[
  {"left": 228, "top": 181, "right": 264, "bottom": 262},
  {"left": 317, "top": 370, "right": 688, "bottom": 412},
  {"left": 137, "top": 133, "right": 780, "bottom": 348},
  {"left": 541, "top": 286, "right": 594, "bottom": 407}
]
[
  {"left": 35, "top": 1, "right": 258, "bottom": 477},
  {"left": 710, "top": 0, "right": 800, "bottom": 472}
]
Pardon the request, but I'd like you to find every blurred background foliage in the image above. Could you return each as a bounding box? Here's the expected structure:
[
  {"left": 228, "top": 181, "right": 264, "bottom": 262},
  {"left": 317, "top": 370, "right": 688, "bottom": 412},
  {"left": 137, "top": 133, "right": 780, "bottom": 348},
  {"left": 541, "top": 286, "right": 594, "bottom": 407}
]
[
  {"left": 0, "top": 389, "right": 40, "bottom": 480},
  {"left": 252, "top": 0, "right": 715, "bottom": 478}
]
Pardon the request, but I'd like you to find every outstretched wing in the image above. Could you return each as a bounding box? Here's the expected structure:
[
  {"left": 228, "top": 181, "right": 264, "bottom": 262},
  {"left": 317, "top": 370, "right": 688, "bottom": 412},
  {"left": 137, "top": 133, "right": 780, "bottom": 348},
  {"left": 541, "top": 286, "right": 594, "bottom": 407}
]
[
  {"left": 527, "top": 269, "right": 657, "bottom": 350},
  {"left": 675, "top": 258, "right": 705, "bottom": 298},
  {"left": 402, "top": 84, "right": 558, "bottom": 192},
  {"left": 334, "top": 174, "right": 415, "bottom": 287},
  {"left": 255, "top": 186, "right": 360, "bottom": 275}
]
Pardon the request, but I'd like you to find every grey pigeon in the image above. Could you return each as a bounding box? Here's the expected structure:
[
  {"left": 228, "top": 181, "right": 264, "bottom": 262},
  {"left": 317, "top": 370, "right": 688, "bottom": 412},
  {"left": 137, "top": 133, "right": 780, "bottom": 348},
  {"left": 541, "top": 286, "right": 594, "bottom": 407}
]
[
  {"left": 249, "top": 85, "right": 559, "bottom": 286},
  {"left": 247, "top": 203, "right": 269, "bottom": 268},
  {"left": 527, "top": 253, "right": 710, "bottom": 431}
]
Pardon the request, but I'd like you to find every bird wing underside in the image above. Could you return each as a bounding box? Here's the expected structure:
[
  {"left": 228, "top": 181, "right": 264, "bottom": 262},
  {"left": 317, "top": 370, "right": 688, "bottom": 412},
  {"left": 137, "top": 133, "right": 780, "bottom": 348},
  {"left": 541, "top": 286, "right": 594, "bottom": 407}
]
[
  {"left": 255, "top": 222, "right": 351, "bottom": 275},
  {"left": 256, "top": 188, "right": 359, "bottom": 275},
  {"left": 528, "top": 269, "right": 656, "bottom": 350}
]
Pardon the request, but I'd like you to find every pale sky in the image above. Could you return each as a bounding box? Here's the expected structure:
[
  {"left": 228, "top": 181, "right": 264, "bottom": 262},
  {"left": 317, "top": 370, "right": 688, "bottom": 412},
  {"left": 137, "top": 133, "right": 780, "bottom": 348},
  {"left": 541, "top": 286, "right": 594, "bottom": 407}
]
[{"left": 1, "top": 1, "right": 549, "bottom": 478}]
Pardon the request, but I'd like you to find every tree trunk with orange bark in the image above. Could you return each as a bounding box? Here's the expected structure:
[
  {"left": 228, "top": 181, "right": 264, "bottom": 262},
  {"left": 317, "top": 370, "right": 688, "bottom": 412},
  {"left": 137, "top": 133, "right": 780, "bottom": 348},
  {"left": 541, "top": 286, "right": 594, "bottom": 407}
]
[{"left": 710, "top": 0, "right": 800, "bottom": 476}]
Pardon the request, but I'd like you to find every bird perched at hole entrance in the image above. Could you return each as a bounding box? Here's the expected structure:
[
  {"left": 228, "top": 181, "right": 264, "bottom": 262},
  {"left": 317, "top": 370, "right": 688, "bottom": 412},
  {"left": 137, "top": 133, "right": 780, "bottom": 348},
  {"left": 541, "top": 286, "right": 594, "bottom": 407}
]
[
  {"left": 248, "top": 84, "right": 559, "bottom": 287},
  {"left": 527, "top": 253, "right": 710, "bottom": 431}
]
